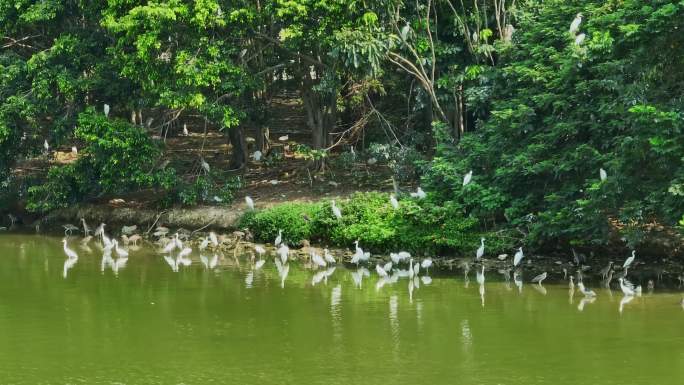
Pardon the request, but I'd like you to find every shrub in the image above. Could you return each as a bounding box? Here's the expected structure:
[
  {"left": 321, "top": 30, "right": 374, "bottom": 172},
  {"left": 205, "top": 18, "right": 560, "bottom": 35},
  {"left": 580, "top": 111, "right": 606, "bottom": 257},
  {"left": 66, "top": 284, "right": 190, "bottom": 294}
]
[
  {"left": 27, "top": 109, "right": 174, "bottom": 212},
  {"left": 240, "top": 192, "right": 512, "bottom": 256}
]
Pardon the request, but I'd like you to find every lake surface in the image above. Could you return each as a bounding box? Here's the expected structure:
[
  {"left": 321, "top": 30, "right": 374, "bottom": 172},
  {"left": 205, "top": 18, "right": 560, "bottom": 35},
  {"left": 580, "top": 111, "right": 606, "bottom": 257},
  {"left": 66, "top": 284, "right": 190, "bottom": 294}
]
[{"left": 0, "top": 234, "right": 683, "bottom": 385}]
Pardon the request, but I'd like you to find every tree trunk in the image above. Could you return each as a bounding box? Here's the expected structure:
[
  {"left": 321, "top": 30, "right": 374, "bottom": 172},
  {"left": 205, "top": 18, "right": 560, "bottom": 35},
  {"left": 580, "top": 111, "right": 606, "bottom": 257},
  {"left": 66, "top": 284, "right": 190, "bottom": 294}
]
[{"left": 228, "top": 126, "right": 247, "bottom": 170}]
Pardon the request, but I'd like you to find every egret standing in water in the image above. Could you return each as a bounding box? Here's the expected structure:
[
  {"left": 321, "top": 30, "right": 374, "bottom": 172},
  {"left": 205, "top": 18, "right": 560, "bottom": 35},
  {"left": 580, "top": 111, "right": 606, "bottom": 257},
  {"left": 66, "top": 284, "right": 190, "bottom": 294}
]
[
  {"left": 476, "top": 238, "right": 485, "bottom": 261},
  {"left": 569, "top": 13, "right": 582, "bottom": 34},
  {"left": 62, "top": 238, "right": 79, "bottom": 259},
  {"left": 463, "top": 170, "right": 473, "bottom": 186},
  {"left": 513, "top": 247, "right": 524, "bottom": 267},
  {"left": 245, "top": 196, "right": 255, "bottom": 210},
  {"left": 531, "top": 272, "right": 547, "bottom": 285},
  {"left": 331, "top": 200, "right": 342, "bottom": 219},
  {"left": 421, "top": 258, "right": 433, "bottom": 274}
]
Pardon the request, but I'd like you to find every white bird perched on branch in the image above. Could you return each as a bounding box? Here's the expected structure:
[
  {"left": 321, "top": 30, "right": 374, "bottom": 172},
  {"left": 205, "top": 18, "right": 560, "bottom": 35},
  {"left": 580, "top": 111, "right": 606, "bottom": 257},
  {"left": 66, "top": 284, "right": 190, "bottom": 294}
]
[
  {"left": 410, "top": 187, "right": 427, "bottom": 199},
  {"left": 513, "top": 247, "right": 524, "bottom": 267},
  {"left": 599, "top": 168, "right": 607, "bottom": 181},
  {"left": 569, "top": 13, "right": 583, "bottom": 34},
  {"left": 104, "top": 103, "right": 110, "bottom": 117},
  {"left": 331, "top": 200, "right": 342, "bottom": 219},
  {"left": 623, "top": 250, "right": 636, "bottom": 269},
  {"left": 252, "top": 150, "right": 262, "bottom": 162},
  {"left": 476, "top": 238, "right": 485, "bottom": 261},
  {"left": 183, "top": 124, "right": 189, "bottom": 136},
  {"left": 389, "top": 195, "right": 399, "bottom": 210},
  {"left": 463, "top": 170, "right": 473, "bottom": 186},
  {"left": 245, "top": 196, "right": 255, "bottom": 210}
]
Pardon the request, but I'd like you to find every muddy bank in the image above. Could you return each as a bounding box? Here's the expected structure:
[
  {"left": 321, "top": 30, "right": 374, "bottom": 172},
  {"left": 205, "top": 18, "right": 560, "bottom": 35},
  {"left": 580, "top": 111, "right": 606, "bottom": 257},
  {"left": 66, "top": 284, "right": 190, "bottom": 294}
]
[{"left": 44, "top": 204, "right": 244, "bottom": 232}]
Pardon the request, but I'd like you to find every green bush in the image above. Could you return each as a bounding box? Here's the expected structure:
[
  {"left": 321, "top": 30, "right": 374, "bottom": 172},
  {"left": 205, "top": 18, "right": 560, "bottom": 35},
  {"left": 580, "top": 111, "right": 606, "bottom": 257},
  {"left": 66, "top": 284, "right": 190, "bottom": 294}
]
[
  {"left": 240, "top": 192, "right": 512, "bottom": 255},
  {"left": 240, "top": 202, "right": 326, "bottom": 246},
  {"left": 27, "top": 109, "right": 174, "bottom": 212},
  {"left": 175, "top": 174, "right": 241, "bottom": 206}
]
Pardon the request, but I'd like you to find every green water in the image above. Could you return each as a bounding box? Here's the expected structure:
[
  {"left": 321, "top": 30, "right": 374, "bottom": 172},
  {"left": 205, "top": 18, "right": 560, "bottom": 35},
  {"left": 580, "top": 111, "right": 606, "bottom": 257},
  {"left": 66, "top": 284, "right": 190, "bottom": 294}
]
[{"left": 0, "top": 234, "right": 683, "bottom": 385}]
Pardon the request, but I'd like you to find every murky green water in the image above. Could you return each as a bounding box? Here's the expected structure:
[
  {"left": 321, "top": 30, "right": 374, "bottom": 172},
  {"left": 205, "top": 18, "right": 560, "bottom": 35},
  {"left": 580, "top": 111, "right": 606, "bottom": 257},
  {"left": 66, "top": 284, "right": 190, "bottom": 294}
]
[{"left": 0, "top": 234, "right": 683, "bottom": 384}]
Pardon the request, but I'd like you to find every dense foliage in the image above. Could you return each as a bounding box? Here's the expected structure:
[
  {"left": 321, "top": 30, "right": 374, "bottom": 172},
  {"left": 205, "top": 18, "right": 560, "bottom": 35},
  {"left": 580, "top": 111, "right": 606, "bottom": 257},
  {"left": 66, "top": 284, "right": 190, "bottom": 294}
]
[{"left": 1, "top": 0, "right": 682, "bottom": 253}]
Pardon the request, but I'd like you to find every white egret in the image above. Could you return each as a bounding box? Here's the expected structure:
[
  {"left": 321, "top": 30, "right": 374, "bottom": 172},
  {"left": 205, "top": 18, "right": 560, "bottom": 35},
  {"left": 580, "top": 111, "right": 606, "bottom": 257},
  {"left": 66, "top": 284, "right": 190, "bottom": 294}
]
[
  {"left": 209, "top": 231, "right": 218, "bottom": 246},
  {"left": 382, "top": 261, "right": 393, "bottom": 273},
  {"left": 531, "top": 272, "right": 547, "bottom": 285},
  {"left": 618, "top": 278, "right": 641, "bottom": 296},
  {"left": 599, "top": 168, "right": 607, "bottom": 181},
  {"left": 351, "top": 240, "right": 369, "bottom": 265},
  {"left": 245, "top": 196, "right": 255, "bottom": 210},
  {"left": 183, "top": 124, "right": 189, "bottom": 136},
  {"left": 112, "top": 240, "right": 128, "bottom": 258},
  {"left": 574, "top": 33, "right": 586, "bottom": 45},
  {"left": 274, "top": 230, "right": 282, "bottom": 247},
  {"left": 323, "top": 249, "right": 336, "bottom": 264},
  {"left": 278, "top": 135, "right": 289, "bottom": 141},
  {"left": 421, "top": 258, "right": 432, "bottom": 273},
  {"left": 178, "top": 247, "right": 192, "bottom": 258},
  {"left": 623, "top": 250, "right": 636, "bottom": 269},
  {"left": 277, "top": 244, "right": 289, "bottom": 264},
  {"left": 331, "top": 200, "right": 342, "bottom": 219},
  {"left": 390, "top": 195, "right": 399, "bottom": 210},
  {"left": 376, "top": 264, "right": 389, "bottom": 277},
  {"left": 252, "top": 150, "right": 262, "bottom": 161},
  {"left": 311, "top": 251, "right": 327, "bottom": 268},
  {"left": 162, "top": 237, "right": 177, "bottom": 253},
  {"left": 44, "top": 140, "right": 50, "bottom": 153},
  {"left": 463, "top": 170, "right": 473, "bottom": 186},
  {"left": 476, "top": 238, "right": 485, "bottom": 261},
  {"left": 199, "top": 237, "right": 209, "bottom": 251},
  {"left": 577, "top": 281, "right": 597, "bottom": 297},
  {"left": 397, "top": 251, "right": 411, "bottom": 261},
  {"left": 71, "top": 146, "right": 78, "bottom": 154},
  {"left": 390, "top": 253, "right": 401, "bottom": 264},
  {"left": 410, "top": 187, "right": 427, "bottom": 199},
  {"left": 513, "top": 247, "right": 524, "bottom": 266},
  {"left": 62, "top": 239, "right": 79, "bottom": 259},
  {"left": 94, "top": 223, "right": 105, "bottom": 239},
  {"left": 569, "top": 13, "right": 583, "bottom": 34},
  {"left": 104, "top": 103, "right": 110, "bottom": 117}
]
